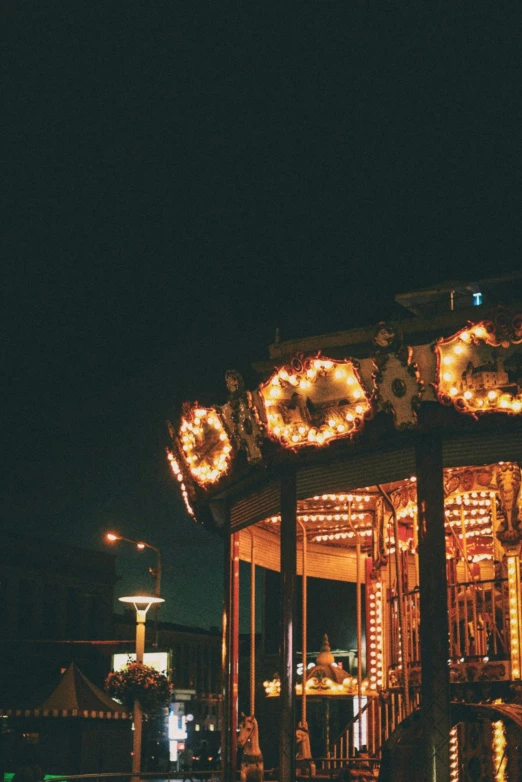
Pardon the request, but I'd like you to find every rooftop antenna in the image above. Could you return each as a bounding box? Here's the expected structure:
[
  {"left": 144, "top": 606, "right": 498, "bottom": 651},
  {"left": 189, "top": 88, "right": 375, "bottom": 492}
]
[{"left": 450, "top": 290, "right": 455, "bottom": 311}]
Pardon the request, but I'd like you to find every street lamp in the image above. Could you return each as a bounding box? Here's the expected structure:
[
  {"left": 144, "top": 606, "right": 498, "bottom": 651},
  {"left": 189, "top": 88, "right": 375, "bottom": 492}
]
[
  {"left": 106, "top": 532, "right": 162, "bottom": 645},
  {"left": 119, "top": 594, "right": 165, "bottom": 782}
]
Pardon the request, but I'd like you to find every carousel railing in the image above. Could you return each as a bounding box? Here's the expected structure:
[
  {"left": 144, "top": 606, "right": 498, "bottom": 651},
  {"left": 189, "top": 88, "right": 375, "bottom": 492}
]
[
  {"left": 388, "top": 587, "right": 421, "bottom": 667},
  {"left": 448, "top": 577, "right": 508, "bottom": 660},
  {"left": 325, "top": 688, "right": 421, "bottom": 773},
  {"left": 388, "top": 577, "right": 509, "bottom": 667}
]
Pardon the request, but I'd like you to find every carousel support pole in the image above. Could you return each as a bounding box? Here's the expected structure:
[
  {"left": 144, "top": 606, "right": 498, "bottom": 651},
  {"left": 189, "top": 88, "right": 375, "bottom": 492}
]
[
  {"left": 249, "top": 529, "right": 256, "bottom": 715},
  {"left": 415, "top": 433, "right": 450, "bottom": 782},
  {"left": 222, "top": 524, "right": 240, "bottom": 782},
  {"left": 356, "top": 535, "right": 364, "bottom": 750},
  {"left": 324, "top": 698, "right": 330, "bottom": 761},
  {"left": 280, "top": 467, "right": 297, "bottom": 782},
  {"left": 297, "top": 519, "right": 307, "bottom": 726}
]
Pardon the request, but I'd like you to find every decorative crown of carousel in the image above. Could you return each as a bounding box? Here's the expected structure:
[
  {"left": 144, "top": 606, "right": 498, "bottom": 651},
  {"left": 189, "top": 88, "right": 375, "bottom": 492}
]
[{"left": 167, "top": 307, "right": 522, "bottom": 519}]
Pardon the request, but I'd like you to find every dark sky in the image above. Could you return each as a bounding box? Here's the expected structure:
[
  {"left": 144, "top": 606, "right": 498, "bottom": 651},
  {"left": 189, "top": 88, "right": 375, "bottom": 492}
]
[{"left": 4, "top": 3, "right": 521, "bottom": 628}]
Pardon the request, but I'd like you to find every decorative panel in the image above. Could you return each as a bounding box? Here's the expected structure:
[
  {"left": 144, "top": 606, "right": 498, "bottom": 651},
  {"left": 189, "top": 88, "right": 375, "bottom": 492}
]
[
  {"left": 178, "top": 403, "right": 233, "bottom": 486},
  {"left": 259, "top": 355, "right": 371, "bottom": 448},
  {"left": 436, "top": 313, "right": 522, "bottom": 415}
]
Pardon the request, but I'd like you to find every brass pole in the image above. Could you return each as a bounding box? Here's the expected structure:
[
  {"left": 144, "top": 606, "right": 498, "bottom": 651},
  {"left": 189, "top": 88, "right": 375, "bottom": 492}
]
[
  {"left": 297, "top": 519, "right": 307, "bottom": 725},
  {"left": 250, "top": 529, "right": 256, "bottom": 716}
]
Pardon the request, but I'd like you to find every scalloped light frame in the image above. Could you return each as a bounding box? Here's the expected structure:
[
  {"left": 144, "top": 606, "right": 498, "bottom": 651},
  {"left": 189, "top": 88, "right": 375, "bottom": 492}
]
[
  {"left": 436, "top": 322, "right": 522, "bottom": 415},
  {"left": 178, "top": 405, "right": 232, "bottom": 486},
  {"left": 259, "top": 356, "right": 371, "bottom": 448}
]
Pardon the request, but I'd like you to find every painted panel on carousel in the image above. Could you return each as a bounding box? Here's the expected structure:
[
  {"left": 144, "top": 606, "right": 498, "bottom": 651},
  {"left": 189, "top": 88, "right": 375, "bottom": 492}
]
[
  {"left": 178, "top": 403, "right": 233, "bottom": 486},
  {"left": 371, "top": 323, "right": 423, "bottom": 428},
  {"left": 436, "top": 311, "right": 522, "bottom": 415},
  {"left": 259, "top": 355, "right": 371, "bottom": 448}
]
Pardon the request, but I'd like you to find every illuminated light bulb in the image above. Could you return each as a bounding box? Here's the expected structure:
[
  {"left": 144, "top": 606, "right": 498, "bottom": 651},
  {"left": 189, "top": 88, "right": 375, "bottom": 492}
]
[
  {"left": 323, "top": 361, "right": 333, "bottom": 369},
  {"left": 306, "top": 369, "right": 316, "bottom": 379},
  {"left": 474, "top": 326, "right": 486, "bottom": 338},
  {"left": 298, "top": 426, "right": 306, "bottom": 434},
  {"left": 460, "top": 331, "right": 470, "bottom": 342},
  {"left": 346, "top": 412, "right": 354, "bottom": 422},
  {"left": 449, "top": 387, "right": 458, "bottom": 396},
  {"left": 347, "top": 376, "right": 355, "bottom": 385},
  {"left": 353, "top": 389, "right": 362, "bottom": 399},
  {"left": 334, "top": 368, "right": 345, "bottom": 379},
  {"left": 443, "top": 372, "right": 453, "bottom": 382},
  {"left": 299, "top": 379, "right": 310, "bottom": 390},
  {"left": 279, "top": 369, "right": 289, "bottom": 380},
  {"left": 500, "top": 398, "right": 510, "bottom": 408},
  {"left": 337, "top": 424, "right": 345, "bottom": 432},
  {"left": 291, "top": 434, "right": 299, "bottom": 443},
  {"left": 355, "top": 405, "right": 363, "bottom": 414},
  {"left": 513, "top": 400, "right": 522, "bottom": 412},
  {"left": 443, "top": 355, "right": 453, "bottom": 365},
  {"left": 314, "top": 360, "right": 323, "bottom": 370},
  {"left": 270, "top": 386, "right": 281, "bottom": 398},
  {"left": 273, "top": 426, "right": 281, "bottom": 435},
  {"left": 488, "top": 390, "right": 498, "bottom": 400},
  {"left": 270, "top": 376, "right": 279, "bottom": 386},
  {"left": 454, "top": 344, "right": 464, "bottom": 355},
  {"left": 328, "top": 418, "right": 336, "bottom": 427},
  {"left": 464, "top": 390, "right": 473, "bottom": 400}
]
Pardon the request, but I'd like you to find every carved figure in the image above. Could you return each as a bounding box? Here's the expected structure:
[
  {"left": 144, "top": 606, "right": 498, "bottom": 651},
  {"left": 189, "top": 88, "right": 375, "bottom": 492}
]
[
  {"left": 296, "top": 721, "right": 316, "bottom": 777},
  {"left": 237, "top": 714, "right": 264, "bottom": 782},
  {"left": 222, "top": 370, "right": 263, "bottom": 463},
  {"left": 496, "top": 462, "right": 522, "bottom": 545}
]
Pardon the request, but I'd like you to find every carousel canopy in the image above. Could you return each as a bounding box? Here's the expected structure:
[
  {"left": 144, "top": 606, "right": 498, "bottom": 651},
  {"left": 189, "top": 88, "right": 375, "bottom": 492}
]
[{"left": 167, "top": 299, "right": 522, "bottom": 528}]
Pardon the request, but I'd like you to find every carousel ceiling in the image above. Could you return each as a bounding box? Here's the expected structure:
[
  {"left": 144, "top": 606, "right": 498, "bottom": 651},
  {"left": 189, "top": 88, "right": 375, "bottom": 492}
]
[{"left": 250, "top": 464, "right": 509, "bottom": 560}]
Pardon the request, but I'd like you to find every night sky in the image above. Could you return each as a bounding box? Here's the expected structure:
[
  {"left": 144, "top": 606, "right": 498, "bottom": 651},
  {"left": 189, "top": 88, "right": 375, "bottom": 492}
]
[{"left": 4, "top": 3, "right": 521, "bottom": 629}]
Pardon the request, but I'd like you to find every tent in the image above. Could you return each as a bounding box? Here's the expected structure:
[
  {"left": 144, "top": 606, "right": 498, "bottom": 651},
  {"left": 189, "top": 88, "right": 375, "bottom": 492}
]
[{"left": 0, "top": 663, "right": 132, "bottom": 774}]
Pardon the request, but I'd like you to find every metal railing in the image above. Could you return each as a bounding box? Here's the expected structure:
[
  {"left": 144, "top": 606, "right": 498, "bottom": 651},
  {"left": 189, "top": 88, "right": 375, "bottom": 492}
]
[
  {"left": 327, "top": 685, "right": 421, "bottom": 772},
  {"left": 389, "top": 588, "right": 421, "bottom": 667},
  {"left": 447, "top": 577, "right": 508, "bottom": 659},
  {"left": 388, "top": 578, "right": 509, "bottom": 667}
]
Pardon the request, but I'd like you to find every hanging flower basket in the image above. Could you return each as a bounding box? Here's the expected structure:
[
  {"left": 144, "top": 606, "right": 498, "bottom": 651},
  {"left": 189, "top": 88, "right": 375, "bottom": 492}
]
[{"left": 105, "top": 662, "right": 173, "bottom": 715}]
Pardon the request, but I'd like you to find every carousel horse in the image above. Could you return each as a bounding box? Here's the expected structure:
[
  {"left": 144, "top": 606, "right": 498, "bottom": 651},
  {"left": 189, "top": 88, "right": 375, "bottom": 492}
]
[
  {"left": 237, "top": 713, "right": 264, "bottom": 782},
  {"left": 296, "top": 721, "right": 316, "bottom": 777}
]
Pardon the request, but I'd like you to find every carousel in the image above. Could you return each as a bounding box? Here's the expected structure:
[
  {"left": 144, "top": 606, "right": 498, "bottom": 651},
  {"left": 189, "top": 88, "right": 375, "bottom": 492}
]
[{"left": 167, "top": 288, "right": 522, "bottom": 782}]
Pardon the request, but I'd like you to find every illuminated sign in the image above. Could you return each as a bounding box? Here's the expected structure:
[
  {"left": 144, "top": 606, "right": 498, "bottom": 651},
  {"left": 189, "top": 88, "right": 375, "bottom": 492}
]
[{"left": 112, "top": 652, "right": 169, "bottom": 673}]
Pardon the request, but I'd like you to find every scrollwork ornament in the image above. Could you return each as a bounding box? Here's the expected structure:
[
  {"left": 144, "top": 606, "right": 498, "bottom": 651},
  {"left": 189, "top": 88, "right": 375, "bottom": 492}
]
[
  {"left": 220, "top": 369, "right": 263, "bottom": 464},
  {"left": 371, "top": 322, "right": 423, "bottom": 429}
]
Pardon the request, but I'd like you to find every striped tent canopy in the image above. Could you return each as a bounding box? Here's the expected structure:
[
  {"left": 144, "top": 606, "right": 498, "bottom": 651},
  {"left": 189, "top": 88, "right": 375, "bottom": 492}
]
[{"left": 0, "top": 662, "right": 131, "bottom": 719}]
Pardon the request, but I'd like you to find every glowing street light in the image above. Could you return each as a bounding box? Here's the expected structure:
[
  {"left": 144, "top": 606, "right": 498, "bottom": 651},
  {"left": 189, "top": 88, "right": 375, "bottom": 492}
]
[
  {"left": 119, "top": 594, "right": 165, "bottom": 782},
  {"left": 105, "top": 532, "right": 162, "bottom": 646}
]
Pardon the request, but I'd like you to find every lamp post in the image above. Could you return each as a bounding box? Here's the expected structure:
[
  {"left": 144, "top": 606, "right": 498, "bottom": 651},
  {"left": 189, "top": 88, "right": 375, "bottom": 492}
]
[
  {"left": 106, "top": 532, "right": 162, "bottom": 646},
  {"left": 119, "top": 594, "right": 165, "bottom": 782}
]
